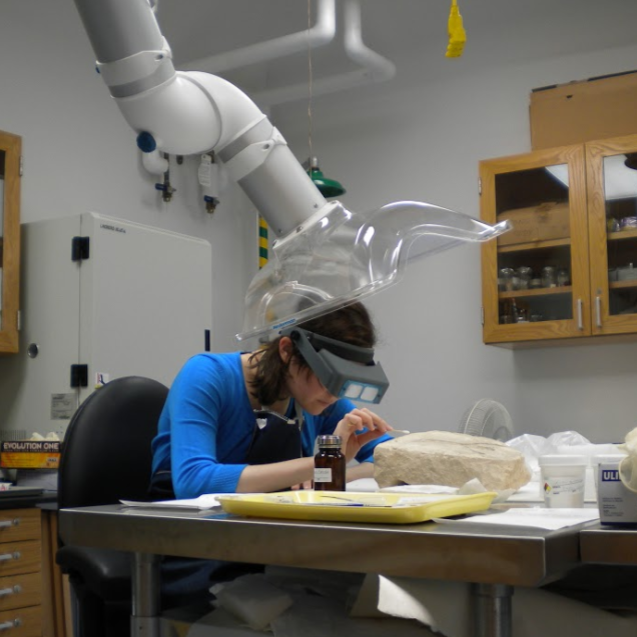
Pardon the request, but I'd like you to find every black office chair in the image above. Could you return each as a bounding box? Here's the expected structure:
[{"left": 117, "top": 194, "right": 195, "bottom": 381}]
[{"left": 56, "top": 376, "right": 168, "bottom": 637}]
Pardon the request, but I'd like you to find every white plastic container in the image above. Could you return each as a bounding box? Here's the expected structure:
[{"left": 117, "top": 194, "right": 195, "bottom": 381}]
[{"left": 539, "top": 455, "right": 587, "bottom": 508}]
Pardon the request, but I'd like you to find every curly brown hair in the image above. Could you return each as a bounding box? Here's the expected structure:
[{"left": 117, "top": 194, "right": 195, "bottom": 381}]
[{"left": 249, "top": 302, "right": 377, "bottom": 407}]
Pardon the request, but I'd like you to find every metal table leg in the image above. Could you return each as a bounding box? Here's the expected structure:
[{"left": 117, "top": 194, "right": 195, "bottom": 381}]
[
  {"left": 472, "top": 583, "right": 514, "bottom": 637},
  {"left": 131, "top": 552, "right": 161, "bottom": 637}
]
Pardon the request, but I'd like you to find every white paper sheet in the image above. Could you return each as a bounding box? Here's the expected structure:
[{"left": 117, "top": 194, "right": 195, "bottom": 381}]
[
  {"left": 434, "top": 507, "right": 599, "bottom": 530},
  {"left": 120, "top": 494, "right": 225, "bottom": 509}
]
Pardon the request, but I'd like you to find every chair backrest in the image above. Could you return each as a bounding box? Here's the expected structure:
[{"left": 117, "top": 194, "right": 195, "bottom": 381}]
[{"left": 58, "top": 376, "right": 168, "bottom": 510}]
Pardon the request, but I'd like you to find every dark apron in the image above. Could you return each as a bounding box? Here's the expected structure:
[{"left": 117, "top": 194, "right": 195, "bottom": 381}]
[
  {"left": 244, "top": 408, "right": 303, "bottom": 465},
  {"left": 148, "top": 408, "right": 302, "bottom": 607}
]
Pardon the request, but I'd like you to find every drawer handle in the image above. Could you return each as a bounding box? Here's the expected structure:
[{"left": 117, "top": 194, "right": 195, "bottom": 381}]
[
  {"left": 0, "top": 586, "right": 21, "bottom": 598},
  {"left": 0, "top": 553, "right": 20, "bottom": 563},
  {"left": 0, "top": 619, "right": 21, "bottom": 631},
  {"left": 0, "top": 520, "right": 19, "bottom": 530}
]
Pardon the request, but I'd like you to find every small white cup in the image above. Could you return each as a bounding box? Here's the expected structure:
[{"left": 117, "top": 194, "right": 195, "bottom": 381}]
[{"left": 539, "top": 455, "right": 587, "bottom": 508}]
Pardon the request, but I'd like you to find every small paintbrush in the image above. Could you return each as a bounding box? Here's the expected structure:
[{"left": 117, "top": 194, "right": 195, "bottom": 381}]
[{"left": 386, "top": 429, "right": 411, "bottom": 437}]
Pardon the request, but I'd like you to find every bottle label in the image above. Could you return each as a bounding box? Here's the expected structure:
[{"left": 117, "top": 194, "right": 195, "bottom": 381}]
[{"left": 314, "top": 468, "right": 333, "bottom": 483}]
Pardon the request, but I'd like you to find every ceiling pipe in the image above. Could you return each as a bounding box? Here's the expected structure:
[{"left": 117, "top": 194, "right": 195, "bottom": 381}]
[
  {"left": 181, "top": 0, "right": 336, "bottom": 74},
  {"left": 253, "top": 0, "right": 396, "bottom": 107},
  {"left": 342, "top": 0, "right": 396, "bottom": 84}
]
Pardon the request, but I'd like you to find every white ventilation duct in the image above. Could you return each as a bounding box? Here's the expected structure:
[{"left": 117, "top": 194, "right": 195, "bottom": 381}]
[
  {"left": 181, "top": 0, "right": 396, "bottom": 107},
  {"left": 255, "top": 0, "right": 396, "bottom": 106},
  {"left": 181, "top": 0, "right": 337, "bottom": 74},
  {"left": 73, "top": 0, "right": 509, "bottom": 341}
]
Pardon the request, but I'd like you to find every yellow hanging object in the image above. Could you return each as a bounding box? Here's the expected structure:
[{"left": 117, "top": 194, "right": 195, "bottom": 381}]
[{"left": 446, "top": 0, "right": 466, "bottom": 58}]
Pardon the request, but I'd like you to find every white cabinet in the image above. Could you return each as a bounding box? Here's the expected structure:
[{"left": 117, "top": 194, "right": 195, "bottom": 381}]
[{"left": 0, "top": 212, "right": 212, "bottom": 439}]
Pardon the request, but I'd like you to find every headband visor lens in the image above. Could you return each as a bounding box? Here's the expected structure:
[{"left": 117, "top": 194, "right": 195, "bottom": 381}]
[
  {"left": 286, "top": 327, "right": 389, "bottom": 404},
  {"left": 313, "top": 350, "right": 388, "bottom": 404},
  {"left": 342, "top": 381, "right": 381, "bottom": 403}
]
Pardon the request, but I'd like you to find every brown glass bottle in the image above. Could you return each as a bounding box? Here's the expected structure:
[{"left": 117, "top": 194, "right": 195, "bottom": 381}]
[{"left": 313, "top": 435, "right": 346, "bottom": 491}]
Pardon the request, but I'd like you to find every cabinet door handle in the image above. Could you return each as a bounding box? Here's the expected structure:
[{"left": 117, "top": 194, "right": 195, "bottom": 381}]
[
  {"left": 0, "top": 552, "right": 20, "bottom": 563},
  {"left": 0, "top": 520, "right": 19, "bottom": 530},
  {"left": 0, "top": 586, "right": 20, "bottom": 598},
  {"left": 577, "top": 299, "right": 584, "bottom": 330},
  {"left": 0, "top": 618, "right": 21, "bottom": 631},
  {"left": 595, "top": 296, "right": 602, "bottom": 327}
]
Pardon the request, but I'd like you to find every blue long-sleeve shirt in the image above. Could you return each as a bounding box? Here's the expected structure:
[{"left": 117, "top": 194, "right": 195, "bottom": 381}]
[{"left": 151, "top": 352, "right": 387, "bottom": 498}]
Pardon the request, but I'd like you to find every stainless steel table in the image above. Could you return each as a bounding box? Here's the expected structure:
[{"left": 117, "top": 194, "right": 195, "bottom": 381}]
[
  {"left": 581, "top": 524, "right": 637, "bottom": 564},
  {"left": 59, "top": 504, "right": 584, "bottom": 637}
]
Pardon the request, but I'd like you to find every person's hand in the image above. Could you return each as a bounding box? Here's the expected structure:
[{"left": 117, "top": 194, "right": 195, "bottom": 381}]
[
  {"left": 290, "top": 480, "right": 313, "bottom": 490},
  {"left": 333, "top": 408, "right": 391, "bottom": 463}
]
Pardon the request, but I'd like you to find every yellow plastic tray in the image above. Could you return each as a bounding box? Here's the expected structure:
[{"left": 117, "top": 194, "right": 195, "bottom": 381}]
[{"left": 216, "top": 491, "right": 496, "bottom": 524}]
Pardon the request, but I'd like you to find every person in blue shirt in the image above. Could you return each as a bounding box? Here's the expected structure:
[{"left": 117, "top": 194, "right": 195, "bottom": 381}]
[{"left": 150, "top": 301, "right": 392, "bottom": 500}]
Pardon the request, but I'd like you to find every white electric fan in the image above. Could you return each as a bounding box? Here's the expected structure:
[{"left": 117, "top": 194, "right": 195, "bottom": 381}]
[{"left": 458, "top": 399, "right": 514, "bottom": 442}]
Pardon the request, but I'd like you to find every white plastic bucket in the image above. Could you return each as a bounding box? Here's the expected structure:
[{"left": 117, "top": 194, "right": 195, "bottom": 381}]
[{"left": 539, "top": 454, "right": 587, "bottom": 508}]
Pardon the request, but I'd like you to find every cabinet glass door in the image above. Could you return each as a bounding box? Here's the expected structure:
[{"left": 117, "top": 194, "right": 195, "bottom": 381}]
[
  {"left": 495, "top": 164, "right": 573, "bottom": 324},
  {"left": 588, "top": 134, "right": 637, "bottom": 335},
  {"left": 480, "top": 145, "right": 589, "bottom": 344}
]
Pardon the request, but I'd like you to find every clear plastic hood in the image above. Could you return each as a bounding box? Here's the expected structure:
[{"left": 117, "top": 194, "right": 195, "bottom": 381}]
[{"left": 237, "top": 200, "right": 510, "bottom": 341}]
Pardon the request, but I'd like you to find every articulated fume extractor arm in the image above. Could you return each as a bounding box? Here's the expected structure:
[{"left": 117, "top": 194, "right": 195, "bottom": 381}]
[
  {"left": 73, "top": 0, "right": 326, "bottom": 239},
  {"left": 72, "top": 0, "right": 510, "bottom": 341}
]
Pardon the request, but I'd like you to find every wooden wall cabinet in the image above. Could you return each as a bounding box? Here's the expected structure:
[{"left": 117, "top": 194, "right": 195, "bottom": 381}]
[
  {"left": 480, "top": 133, "right": 637, "bottom": 346},
  {"left": 0, "top": 130, "right": 22, "bottom": 354}
]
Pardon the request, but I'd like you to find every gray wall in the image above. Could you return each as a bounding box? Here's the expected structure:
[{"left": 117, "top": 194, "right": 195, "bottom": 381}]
[
  {"left": 0, "top": 1, "right": 258, "bottom": 353},
  {"left": 1, "top": 2, "right": 636, "bottom": 443},
  {"left": 276, "top": 44, "right": 637, "bottom": 444}
]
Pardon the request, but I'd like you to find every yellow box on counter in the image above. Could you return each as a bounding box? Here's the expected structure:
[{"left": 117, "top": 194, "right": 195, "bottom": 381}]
[
  {"left": 0, "top": 441, "right": 61, "bottom": 469},
  {"left": 497, "top": 202, "right": 570, "bottom": 247}
]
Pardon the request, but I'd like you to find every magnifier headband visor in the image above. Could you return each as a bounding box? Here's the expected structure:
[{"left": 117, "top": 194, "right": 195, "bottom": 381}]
[{"left": 282, "top": 327, "right": 389, "bottom": 404}]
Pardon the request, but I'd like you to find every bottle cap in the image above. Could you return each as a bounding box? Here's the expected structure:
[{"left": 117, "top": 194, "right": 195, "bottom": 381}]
[{"left": 317, "top": 435, "right": 342, "bottom": 448}]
